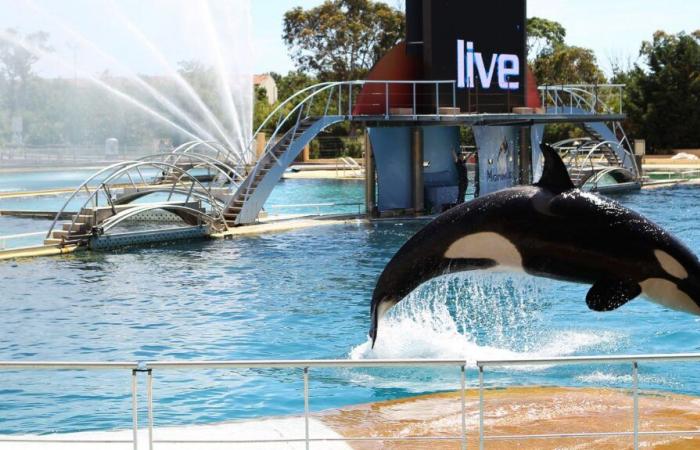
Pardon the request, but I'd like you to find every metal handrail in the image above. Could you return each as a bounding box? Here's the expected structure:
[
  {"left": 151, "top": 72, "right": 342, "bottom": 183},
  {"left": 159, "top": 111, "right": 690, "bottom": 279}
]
[
  {"left": 0, "top": 362, "right": 140, "bottom": 448},
  {"left": 266, "top": 201, "right": 364, "bottom": 216},
  {"left": 46, "top": 157, "right": 230, "bottom": 240},
  {"left": 2, "top": 353, "right": 700, "bottom": 450},
  {"left": 229, "top": 79, "right": 457, "bottom": 224}
]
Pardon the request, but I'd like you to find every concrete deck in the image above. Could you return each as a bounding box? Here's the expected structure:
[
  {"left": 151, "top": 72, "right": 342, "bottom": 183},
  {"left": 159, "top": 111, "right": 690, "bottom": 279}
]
[
  {"left": 0, "top": 416, "right": 350, "bottom": 449},
  {"left": 4, "top": 387, "right": 700, "bottom": 449}
]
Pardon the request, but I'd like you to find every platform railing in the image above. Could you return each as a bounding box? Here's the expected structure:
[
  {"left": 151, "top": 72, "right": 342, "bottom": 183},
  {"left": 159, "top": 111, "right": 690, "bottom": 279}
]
[
  {"left": 0, "top": 231, "right": 46, "bottom": 250},
  {"left": 2, "top": 353, "right": 700, "bottom": 449},
  {"left": 266, "top": 201, "right": 364, "bottom": 216},
  {"left": 0, "top": 361, "right": 140, "bottom": 448},
  {"left": 476, "top": 353, "right": 700, "bottom": 450},
  {"left": 539, "top": 83, "right": 625, "bottom": 115}
]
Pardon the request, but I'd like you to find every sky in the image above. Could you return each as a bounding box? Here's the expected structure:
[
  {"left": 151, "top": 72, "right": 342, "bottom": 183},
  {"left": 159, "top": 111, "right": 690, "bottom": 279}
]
[
  {"left": 252, "top": 0, "right": 700, "bottom": 76},
  {"left": 0, "top": 0, "right": 698, "bottom": 78}
]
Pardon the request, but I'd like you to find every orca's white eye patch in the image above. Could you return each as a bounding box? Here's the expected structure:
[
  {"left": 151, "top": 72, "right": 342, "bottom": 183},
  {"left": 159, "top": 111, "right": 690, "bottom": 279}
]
[
  {"left": 444, "top": 232, "right": 523, "bottom": 269},
  {"left": 654, "top": 250, "right": 688, "bottom": 279}
]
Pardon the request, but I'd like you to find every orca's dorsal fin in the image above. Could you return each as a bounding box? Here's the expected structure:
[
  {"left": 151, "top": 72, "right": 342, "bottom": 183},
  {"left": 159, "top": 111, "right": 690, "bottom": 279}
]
[{"left": 534, "top": 143, "right": 575, "bottom": 194}]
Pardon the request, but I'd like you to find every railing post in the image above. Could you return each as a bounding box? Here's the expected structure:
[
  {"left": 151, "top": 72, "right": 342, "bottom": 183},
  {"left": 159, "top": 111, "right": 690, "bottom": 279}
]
[
  {"left": 412, "top": 82, "right": 417, "bottom": 119},
  {"left": 620, "top": 85, "right": 623, "bottom": 114},
  {"left": 132, "top": 369, "right": 139, "bottom": 450},
  {"left": 147, "top": 369, "right": 153, "bottom": 450},
  {"left": 304, "top": 367, "right": 310, "bottom": 450},
  {"left": 385, "top": 82, "right": 389, "bottom": 119},
  {"left": 452, "top": 81, "right": 457, "bottom": 115},
  {"left": 633, "top": 361, "right": 639, "bottom": 450},
  {"left": 435, "top": 81, "right": 440, "bottom": 117},
  {"left": 460, "top": 364, "right": 467, "bottom": 450},
  {"left": 479, "top": 365, "right": 484, "bottom": 450}
]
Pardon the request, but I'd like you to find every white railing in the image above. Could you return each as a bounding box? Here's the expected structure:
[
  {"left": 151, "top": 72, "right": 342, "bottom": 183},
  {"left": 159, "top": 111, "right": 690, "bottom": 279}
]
[
  {"left": 335, "top": 156, "right": 363, "bottom": 177},
  {"left": 2, "top": 353, "right": 700, "bottom": 449},
  {"left": 0, "top": 231, "right": 46, "bottom": 250},
  {"left": 539, "top": 83, "right": 625, "bottom": 115},
  {"left": 266, "top": 201, "right": 364, "bottom": 216}
]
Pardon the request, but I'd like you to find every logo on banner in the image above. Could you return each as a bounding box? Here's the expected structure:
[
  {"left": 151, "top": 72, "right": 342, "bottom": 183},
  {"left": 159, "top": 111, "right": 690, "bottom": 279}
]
[
  {"left": 486, "top": 139, "right": 513, "bottom": 183},
  {"left": 457, "top": 40, "right": 520, "bottom": 90}
]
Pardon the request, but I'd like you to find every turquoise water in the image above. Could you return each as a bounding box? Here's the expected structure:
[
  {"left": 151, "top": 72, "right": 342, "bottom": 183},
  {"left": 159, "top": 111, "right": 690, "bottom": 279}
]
[{"left": 1, "top": 176, "right": 700, "bottom": 434}]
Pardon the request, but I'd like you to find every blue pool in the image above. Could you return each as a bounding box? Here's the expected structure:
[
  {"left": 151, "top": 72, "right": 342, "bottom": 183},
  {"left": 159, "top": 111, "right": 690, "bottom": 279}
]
[{"left": 1, "top": 176, "right": 700, "bottom": 434}]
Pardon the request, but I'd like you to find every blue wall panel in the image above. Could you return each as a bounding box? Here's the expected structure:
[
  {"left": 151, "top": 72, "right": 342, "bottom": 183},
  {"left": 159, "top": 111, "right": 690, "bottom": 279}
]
[
  {"left": 369, "top": 127, "right": 412, "bottom": 211},
  {"left": 423, "top": 126, "right": 460, "bottom": 187}
]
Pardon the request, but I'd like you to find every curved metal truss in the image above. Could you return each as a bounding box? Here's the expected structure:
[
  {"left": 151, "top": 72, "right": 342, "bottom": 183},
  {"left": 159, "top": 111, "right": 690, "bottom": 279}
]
[
  {"left": 551, "top": 137, "right": 637, "bottom": 188},
  {"left": 46, "top": 153, "right": 233, "bottom": 244},
  {"left": 164, "top": 140, "right": 248, "bottom": 186},
  {"left": 98, "top": 204, "right": 218, "bottom": 234},
  {"left": 538, "top": 84, "right": 639, "bottom": 178}
]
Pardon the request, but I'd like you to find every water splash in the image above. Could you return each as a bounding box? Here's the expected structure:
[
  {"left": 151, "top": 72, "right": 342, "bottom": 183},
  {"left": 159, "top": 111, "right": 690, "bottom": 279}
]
[
  {"left": 0, "top": 29, "right": 205, "bottom": 143},
  {"left": 24, "top": 0, "right": 220, "bottom": 144},
  {"left": 351, "top": 272, "right": 621, "bottom": 364},
  {"left": 105, "top": 0, "right": 241, "bottom": 154}
]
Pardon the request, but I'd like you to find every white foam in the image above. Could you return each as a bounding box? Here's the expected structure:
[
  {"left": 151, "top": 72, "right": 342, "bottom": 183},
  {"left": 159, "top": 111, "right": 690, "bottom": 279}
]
[
  {"left": 350, "top": 273, "right": 623, "bottom": 376},
  {"left": 577, "top": 371, "right": 676, "bottom": 388},
  {"left": 351, "top": 313, "right": 620, "bottom": 368}
]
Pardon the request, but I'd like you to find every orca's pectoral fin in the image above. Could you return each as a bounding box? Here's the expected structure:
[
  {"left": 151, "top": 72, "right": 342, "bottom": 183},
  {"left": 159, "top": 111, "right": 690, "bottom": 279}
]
[{"left": 585, "top": 278, "right": 642, "bottom": 312}]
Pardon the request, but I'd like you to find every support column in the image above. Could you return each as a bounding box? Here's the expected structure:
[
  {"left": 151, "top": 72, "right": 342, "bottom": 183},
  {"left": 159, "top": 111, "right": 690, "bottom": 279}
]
[
  {"left": 410, "top": 126, "right": 424, "bottom": 214},
  {"left": 519, "top": 127, "right": 531, "bottom": 184},
  {"left": 364, "top": 129, "right": 376, "bottom": 216},
  {"left": 255, "top": 132, "right": 266, "bottom": 159},
  {"left": 302, "top": 144, "right": 310, "bottom": 162}
]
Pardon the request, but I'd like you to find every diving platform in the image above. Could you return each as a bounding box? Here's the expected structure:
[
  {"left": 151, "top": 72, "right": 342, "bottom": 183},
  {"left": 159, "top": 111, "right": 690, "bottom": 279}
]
[{"left": 25, "top": 81, "right": 638, "bottom": 253}]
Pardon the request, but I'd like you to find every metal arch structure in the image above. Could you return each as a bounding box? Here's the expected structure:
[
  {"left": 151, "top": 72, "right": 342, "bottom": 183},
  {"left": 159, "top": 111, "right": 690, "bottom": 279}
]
[
  {"left": 46, "top": 155, "right": 232, "bottom": 244},
  {"left": 98, "top": 204, "right": 218, "bottom": 234},
  {"left": 223, "top": 81, "right": 349, "bottom": 225},
  {"left": 579, "top": 140, "right": 631, "bottom": 168},
  {"left": 166, "top": 140, "right": 247, "bottom": 184},
  {"left": 539, "top": 85, "right": 639, "bottom": 177},
  {"left": 113, "top": 187, "right": 226, "bottom": 207}
]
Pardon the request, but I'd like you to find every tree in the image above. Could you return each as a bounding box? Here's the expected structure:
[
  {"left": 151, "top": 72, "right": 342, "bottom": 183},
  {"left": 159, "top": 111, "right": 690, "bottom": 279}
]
[
  {"left": 532, "top": 45, "right": 606, "bottom": 85},
  {"left": 527, "top": 17, "right": 565, "bottom": 62},
  {"left": 282, "top": 0, "right": 404, "bottom": 81},
  {"left": 270, "top": 70, "right": 317, "bottom": 102},
  {"left": 0, "top": 29, "right": 52, "bottom": 115},
  {"left": 624, "top": 31, "right": 700, "bottom": 151},
  {"left": 525, "top": 19, "right": 606, "bottom": 143}
]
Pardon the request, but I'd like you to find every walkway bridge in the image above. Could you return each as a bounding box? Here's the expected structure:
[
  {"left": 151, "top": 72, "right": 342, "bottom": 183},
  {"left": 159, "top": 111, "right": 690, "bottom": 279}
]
[
  {"left": 43, "top": 81, "right": 632, "bottom": 249},
  {"left": 539, "top": 84, "right": 640, "bottom": 191},
  {"left": 222, "top": 81, "right": 631, "bottom": 226},
  {"left": 44, "top": 148, "right": 237, "bottom": 248}
]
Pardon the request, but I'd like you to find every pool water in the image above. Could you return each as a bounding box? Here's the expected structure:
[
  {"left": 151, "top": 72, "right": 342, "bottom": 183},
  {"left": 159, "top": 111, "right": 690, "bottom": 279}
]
[{"left": 1, "top": 177, "right": 700, "bottom": 434}]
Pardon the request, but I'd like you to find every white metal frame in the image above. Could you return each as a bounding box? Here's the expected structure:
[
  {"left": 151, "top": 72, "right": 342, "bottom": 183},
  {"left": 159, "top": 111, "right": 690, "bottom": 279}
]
[{"left": 2, "top": 353, "right": 700, "bottom": 449}]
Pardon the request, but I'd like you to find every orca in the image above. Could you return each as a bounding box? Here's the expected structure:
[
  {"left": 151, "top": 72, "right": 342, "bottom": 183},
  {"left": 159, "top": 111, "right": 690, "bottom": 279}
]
[{"left": 369, "top": 144, "right": 700, "bottom": 347}]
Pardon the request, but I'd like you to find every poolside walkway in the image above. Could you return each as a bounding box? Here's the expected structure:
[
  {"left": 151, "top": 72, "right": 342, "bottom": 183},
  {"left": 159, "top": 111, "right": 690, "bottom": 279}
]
[
  {"left": 4, "top": 386, "right": 700, "bottom": 449},
  {"left": 1, "top": 416, "right": 351, "bottom": 449}
]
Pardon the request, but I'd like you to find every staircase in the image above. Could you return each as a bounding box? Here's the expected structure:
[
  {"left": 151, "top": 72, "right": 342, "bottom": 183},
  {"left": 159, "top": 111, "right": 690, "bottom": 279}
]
[
  {"left": 568, "top": 168, "right": 594, "bottom": 187},
  {"left": 581, "top": 119, "right": 629, "bottom": 167},
  {"left": 44, "top": 208, "right": 97, "bottom": 246},
  {"left": 222, "top": 118, "right": 318, "bottom": 227}
]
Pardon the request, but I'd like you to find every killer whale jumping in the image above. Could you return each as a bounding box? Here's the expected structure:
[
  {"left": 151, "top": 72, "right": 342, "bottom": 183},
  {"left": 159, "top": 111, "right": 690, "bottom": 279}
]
[{"left": 369, "top": 143, "right": 700, "bottom": 347}]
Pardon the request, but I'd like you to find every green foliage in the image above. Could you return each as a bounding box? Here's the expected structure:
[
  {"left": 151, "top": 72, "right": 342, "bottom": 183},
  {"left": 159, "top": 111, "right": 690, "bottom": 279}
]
[
  {"left": 0, "top": 29, "right": 52, "bottom": 115},
  {"left": 527, "top": 17, "right": 566, "bottom": 61},
  {"left": 623, "top": 31, "right": 700, "bottom": 151},
  {"left": 532, "top": 45, "right": 606, "bottom": 85},
  {"left": 270, "top": 70, "right": 316, "bottom": 101},
  {"left": 282, "top": 0, "right": 404, "bottom": 81}
]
